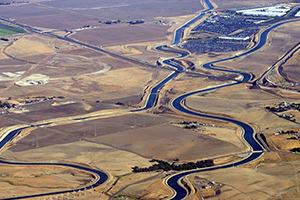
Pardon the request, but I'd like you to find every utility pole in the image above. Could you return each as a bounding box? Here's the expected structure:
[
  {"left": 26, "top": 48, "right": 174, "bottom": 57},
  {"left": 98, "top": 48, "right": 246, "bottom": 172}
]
[
  {"left": 94, "top": 124, "right": 97, "bottom": 137},
  {"left": 35, "top": 132, "right": 39, "bottom": 148},
  {"left": 277, "top": 188, "right": 282, "bottom": 199},
  {"left": 283, "top": 35, "right": 286, "bottom": 52},
  {"left": 142, "top": 116, "right": 145, "bottom": 127}
]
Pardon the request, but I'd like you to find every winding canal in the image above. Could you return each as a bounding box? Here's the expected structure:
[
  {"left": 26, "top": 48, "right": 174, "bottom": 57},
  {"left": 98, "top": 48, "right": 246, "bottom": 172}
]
[
  {"left": 0, "top": 0, "right": 300, "bottom": 199},
  {"left": 151, "top": 1, "right": 300, "bottom": 199},
  {"left": 0, "top": 123, "right": 109, "bottom": 200}
]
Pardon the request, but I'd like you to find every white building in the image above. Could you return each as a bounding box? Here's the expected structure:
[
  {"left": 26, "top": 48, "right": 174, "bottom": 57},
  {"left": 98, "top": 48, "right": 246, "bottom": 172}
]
[{"left": 236, "top": 4, "right": 292, "bottom": 17}]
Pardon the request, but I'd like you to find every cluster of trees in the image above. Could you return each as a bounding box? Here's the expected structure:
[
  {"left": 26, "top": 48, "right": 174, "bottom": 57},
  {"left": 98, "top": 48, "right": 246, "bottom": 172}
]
[
  {"left": 290, "top": 147, "right": 300, "bottom": 153},
  {"left": 287, "top": 136, "right": 298, "bottom": 140},
  {"left": 115, "top": 102, "right": 124, "bottom": 106},
  {"left": 100, "top": 19, "right": 121, "bottom": 24},
  {"left": 280, "top": 130, "right": 298, "bottom": 135},
  {"left": 179, "top": 121, "right": 199, "bottom": 129},
  {"left": 128, "top": 20, "right": 144, "bottom": 25},
  {"left": 179, "top": 121, "right": 198, "bottom": 124},
  {"left": 100, "top": 19, "right": 144, "bottom": 25},
  {"left": 290, "top": 103, "right": 300, "bottom": 111},
  {"left": 132, "top": 159, "right": 214, "bottom": 173},
  {"left": 184, "top": 124, "right": 198, "bottom": 129},
  {"left": 265, "top": 106, "right": 287, "bottom": 112},
  {"left": 0, "top": 101, "right": 13, "bottom": 109}
]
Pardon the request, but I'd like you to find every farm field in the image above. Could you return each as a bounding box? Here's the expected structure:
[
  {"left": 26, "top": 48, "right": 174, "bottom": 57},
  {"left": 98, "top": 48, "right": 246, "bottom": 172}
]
[
  {"left": 0, "top": 0, "right": 300, "bottom": 199},
  {"left": 0, "top": 22, "right": 26, "bottom": 37}
]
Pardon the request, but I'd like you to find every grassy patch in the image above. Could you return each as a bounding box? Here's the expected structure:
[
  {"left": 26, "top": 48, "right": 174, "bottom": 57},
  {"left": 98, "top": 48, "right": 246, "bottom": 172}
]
[
  {"left": 199, "top": 92, "right": 209, "bottom": 97},
  {"left": 198, "top": 90, "right": 216, "bottom": 97},
  {"left": 0, "top": 22, "right": 26, "bottom": 37}
]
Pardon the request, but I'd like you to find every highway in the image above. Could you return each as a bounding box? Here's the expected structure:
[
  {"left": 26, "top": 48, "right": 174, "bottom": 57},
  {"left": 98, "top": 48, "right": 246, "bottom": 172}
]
[
  {"left": 253, "top": 21, "right": 300, "bottom": 92},
  {"left": 0, "top": 17, "right": 174, "bottom": 73}
]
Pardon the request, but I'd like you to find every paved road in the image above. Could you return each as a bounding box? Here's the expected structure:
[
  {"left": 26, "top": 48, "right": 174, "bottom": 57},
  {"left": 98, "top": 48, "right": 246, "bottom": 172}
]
[{"left": 0, "top": 17, "right": 173, "bottom": 73}]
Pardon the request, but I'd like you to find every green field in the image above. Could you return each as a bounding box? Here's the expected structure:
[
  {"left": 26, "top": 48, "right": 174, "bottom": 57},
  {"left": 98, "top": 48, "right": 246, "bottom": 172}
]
[{"left": 0, "top": 22, "right": 26, "bottom": 37}]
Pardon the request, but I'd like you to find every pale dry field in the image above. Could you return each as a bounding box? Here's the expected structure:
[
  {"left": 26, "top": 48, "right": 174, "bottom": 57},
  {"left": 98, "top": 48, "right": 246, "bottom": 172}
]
[
  {"left": 0, "top": 32, "right": 164, "bottom": 105},
  {"left": 190, "top": 156, "right": 300, "bottom": 200},
  {"left": 185, "top": 83, "right": 299, "bottom": 131},
  {"left": 191, "top": 20, "right": 300, "bottom": 80},
  {"left": 278, "top": 47, "right": 300, "bottom": 83},
  {"left": 70, "top": 23, "right": 170, "bottom": 47},
  {"left": 0, "top": 165, "right": 92, "bottom": 199},
  {"left": 1, "top": 111, "right": 244, "bottom": 198},
  {"left": 3, "top": 112, "right": 241, "bottom": 162},
  {"left": 0, "top": 0, "right": 300, "bottom": 199},
  {"left": 0, "top": 0, "right": 204, "bottom": 30}
]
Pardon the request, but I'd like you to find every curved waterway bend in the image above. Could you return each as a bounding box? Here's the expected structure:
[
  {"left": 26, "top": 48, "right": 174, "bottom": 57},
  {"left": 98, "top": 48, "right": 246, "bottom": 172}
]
[
  {"left": 1, "top": 0, "right": 299, "bottom": 198},
  {"left": 164, "top": 19, "right": 300, "bottom": 200},
  {"left": 0, "top": 124, "right": 109, "bottom": 200},
  {"left": 167, "top": 84, "right": 263, "bottom": 199},
  {"left": 134, "top": 46, "right": 187, "bottom": 111},
  {"left": 203, "top": 19, "right": 300, "bottom": 83},
  {"left": 134, "top": 16, "right": 300, "bottom": 113},
  {"left": 133, "top": 0, "right": 214, "bottom": 112},
  {"left": 0, "top": 1, "right": 214, "bottom": 199},
  {"left": 0, "top": 160, "right": 108, "bottom": 200}
]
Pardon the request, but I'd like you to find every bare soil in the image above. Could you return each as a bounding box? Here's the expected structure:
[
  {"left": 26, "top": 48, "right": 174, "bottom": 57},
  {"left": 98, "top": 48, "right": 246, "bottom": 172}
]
[
  {"left": 70, "top": 23, "right": 169, "bottom": 47},
  {"left": 1, "top": 0, "right": 300, "bottom": 199},
  {"left": 190, "top": 158, "right": 300, "bottom": 200},
  {"left": 0, "top": 164, "right": 92, "bottom": 199}
]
